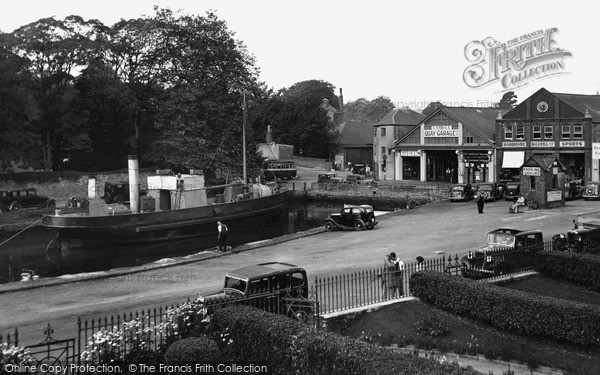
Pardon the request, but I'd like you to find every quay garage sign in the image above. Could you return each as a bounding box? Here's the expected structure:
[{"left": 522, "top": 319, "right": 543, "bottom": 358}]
[{"left": 424, "top": 125, "right": 459, "bottom": 137}]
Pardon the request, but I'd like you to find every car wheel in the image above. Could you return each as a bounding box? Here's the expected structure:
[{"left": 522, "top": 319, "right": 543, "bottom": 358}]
[
  {"left": 353, "top": 220, "right": 365, "bottom": 231},
  {"left": 9, "top": 202, "right": 22, "bottom": 212},
  {"left": 325, "top": 222, "right": 335, "bottom": 232},
  {"left": 45, "top": 200, "right": 56, "bottom": 209},
  {"left": 82, "top": 200, "right": 89, "bottom": 209},
  {"left": 66, "top": 201, "right": 75, "bottom": 209}
]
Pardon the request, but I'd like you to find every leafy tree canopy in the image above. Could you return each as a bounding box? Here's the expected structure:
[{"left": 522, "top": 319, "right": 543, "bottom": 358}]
[
  {"left": 343, "top": 96, "right": 394, "bottom": 122},
  {"left": 498, "top": 91, "right": 518, "bottom": 109}
]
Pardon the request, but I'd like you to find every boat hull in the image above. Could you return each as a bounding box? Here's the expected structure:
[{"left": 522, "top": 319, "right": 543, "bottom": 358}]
[{"left": 42, "top": 192, "right": 290, "bottom": 262}]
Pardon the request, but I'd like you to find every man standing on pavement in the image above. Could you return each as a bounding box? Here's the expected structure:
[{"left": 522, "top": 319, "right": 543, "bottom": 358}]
[
  {"left": 475, "top": 191, "right": 485, "bottom": 214},
  {"left": 382, "top": 252, "right": 404, "bottom": 298},
  {"left": 217, "top": 221, "right": 228, "bottom": 251}
]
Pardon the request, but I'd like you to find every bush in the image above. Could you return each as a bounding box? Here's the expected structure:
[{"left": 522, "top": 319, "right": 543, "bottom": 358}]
[
  {"left": 414, "top": 313, "right": 450, "bottom": 338},
  {"left": 209, "top": 305, "right": 481, "bottom": 375},
  {"left": 536, "top": 250, "right": 600, "bottom": 291},
  {"left": 410, "top": 271, "right": 600, "bottom": 348},
  {"left": 164, "top": 336, "right": 220, "bottom": 363}
]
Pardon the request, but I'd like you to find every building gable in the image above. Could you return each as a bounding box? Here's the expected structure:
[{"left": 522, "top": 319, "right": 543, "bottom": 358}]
[{"left": 504, "top": 88, "right": 585, "bottom": 120}]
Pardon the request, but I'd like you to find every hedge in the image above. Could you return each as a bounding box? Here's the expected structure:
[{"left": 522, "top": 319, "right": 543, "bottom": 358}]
[
  {"left": 209, "top": 305, "right": 480, "bottom": 375},
  {"left": 536, "top": 250, "right": 600, "bottom": 291},
  {"left": 410, "top": 271, "right": 600, "bottom": 348}
]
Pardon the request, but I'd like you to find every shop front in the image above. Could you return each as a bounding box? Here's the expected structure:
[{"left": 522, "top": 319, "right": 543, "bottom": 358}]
[{"left": 394, "top": 107, "right": 500, "bottom": 183}]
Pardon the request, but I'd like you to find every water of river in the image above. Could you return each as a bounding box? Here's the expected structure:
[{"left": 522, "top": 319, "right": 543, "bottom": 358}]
[{"left": 0, "top": 203, "right": 344, "bottom": 283}]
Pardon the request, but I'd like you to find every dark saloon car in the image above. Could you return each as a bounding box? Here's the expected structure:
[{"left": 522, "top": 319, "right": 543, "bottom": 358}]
[
  {"left": 474, "top": 183, "right": 503, "bottom": 202},
  {"left": 0, "top": 188, "right": 56, "bottom": 212},
  {"left": 450, "top": 184, "right": 473, "bottom": 202},
  {"left": 202, "top": 262, "right": 314, "bottom": 322},
  {"left": 324, "top": 204, "right": 378, "bottom": 231},
  {"left": 317, "top": 173, "right": 344, "bottom": 183},
  {"left": 101, "top": 181, "right": 147, "bottom": 204},
  {"left": 582, "top": 182, "right": 600, "bottom": 200},
  {"left": 460, "top": 228, "right": 544, "bottom": 278}
]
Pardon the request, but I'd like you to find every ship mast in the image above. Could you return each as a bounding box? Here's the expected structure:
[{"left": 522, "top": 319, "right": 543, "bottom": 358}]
[{"left": 242, "top": 91, "right": 247, "bottom": 185}]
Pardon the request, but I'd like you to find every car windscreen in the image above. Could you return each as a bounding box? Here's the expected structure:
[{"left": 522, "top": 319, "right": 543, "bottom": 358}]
[
  {"left": 487, "top": 233, "right": 516, "bottom": 247},
  {"left": 224, "top": 276, "right": 247, "bottom": 293}
]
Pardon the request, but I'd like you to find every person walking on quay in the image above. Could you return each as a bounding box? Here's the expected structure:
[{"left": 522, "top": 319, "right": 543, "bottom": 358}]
[
  {"left": 217, "top": 221, "right": 228, "bottom": 251},
  {"left": 382, "top": 252, "right": 404, "bottom": 298},
  {"left": 475, "top": 191, "right": 485, "bottom": 214}
]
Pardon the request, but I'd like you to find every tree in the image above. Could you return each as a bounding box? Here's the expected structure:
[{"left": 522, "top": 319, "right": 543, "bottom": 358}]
[
  {"left": 422, "top": 101, "right": 444, "bottom": 116},
  {"left": 0, "top": 37, "right": 39, "bottom": 171},
  {"left": 5, "top": 16, "right": 104, "bottom": 170},
  {"left": 343, "top": 96, "right": 395, "bottom": 122},
  {"left": 498, "top": 91, "right": 518, "bottom": 109}
]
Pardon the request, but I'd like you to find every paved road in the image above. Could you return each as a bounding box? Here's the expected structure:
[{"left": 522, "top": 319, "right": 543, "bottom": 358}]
[{"left": 2, "top": 197, "right": 598, "bottom": 346}]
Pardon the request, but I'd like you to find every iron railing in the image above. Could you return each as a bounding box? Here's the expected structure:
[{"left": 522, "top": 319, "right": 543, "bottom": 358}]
[{"left": 314, "top": 242, "right": 553, "bottom": 315}]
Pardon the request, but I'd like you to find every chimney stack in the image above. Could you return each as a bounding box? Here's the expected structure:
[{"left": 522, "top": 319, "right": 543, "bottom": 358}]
[
  {"left": 266, "top": 125, "right": 273, "bottom": 143},
  {"left": 339, "top": 88, "right": 344, "bottom": 114}
]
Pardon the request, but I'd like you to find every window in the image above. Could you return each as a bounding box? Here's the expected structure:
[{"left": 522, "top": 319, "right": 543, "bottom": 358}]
[
  {"left": 532, "top": 125, "right": 541, "bottom": 139},
  {"left": 561, "top": 125, "right": 571, "bottom": 139},
  {"left": 530, "top": 176, "right": 536, "bottom": 190},
  {"left": 515, "top": 124, "right": 524, "bottom": 139},
  {"left": 574, "top": 125, "right": 583, "bottom": 139},
  {"left": 465, "top": 136, "right": 474, "bottom": 143},
  {"left": 381, "top": 147, "right": 386, "bottom": 155},
  {"left": 504, "top": 124, "right": 513, "bottom": 140},
  {"left": 381, "top": 128, "right": 386, "bottom": 136},
  {"left": 544, "top": 125, "right": 553, "bottom": 139}
]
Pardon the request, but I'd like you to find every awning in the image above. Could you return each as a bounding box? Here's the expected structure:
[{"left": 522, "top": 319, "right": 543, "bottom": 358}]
[{"left": 502, "top": 151, "right": 525, "bottom": 168}]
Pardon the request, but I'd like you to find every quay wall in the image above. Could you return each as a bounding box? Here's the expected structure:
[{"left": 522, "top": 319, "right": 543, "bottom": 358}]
[{"left": 288, "top": 182, "right": 451, "bottom": 211}]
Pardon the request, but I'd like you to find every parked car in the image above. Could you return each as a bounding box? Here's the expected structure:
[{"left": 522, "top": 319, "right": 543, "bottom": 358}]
[
  {"left": 553, "top": 219, "right": 600, "bottom": 252},
  {"left": 101, "top": 181, "right": 147, "bottom": 204},
  {"left": 460, "top": 228, "right": 544, "bottom": 278},
  {"left": 565, "top": 179, "right": 584, "bottom": 201},
  {"left": 450, "top": 184, "right": 473, "bottom": 202},
  {"left": 474, "top": 183, "right": 503, "bottom": 202},
  {"left": 504, "top": 182, "right": 520, "bottom": 201},
  {"left": 345, "top": 174, "right": 376, "bottom": 185},
  {"left": 324, "top": 204, "right": 378, "bottom": 231},
  {"left": 351, "top": 164, "right": 367, "bottom": 175},
  {"left": 582, "top": 182, "right": 600, "bottom": 200},
  {"left": 317, "top": 173, "right": 344, "bottom": 183},
  {"left": 0, "top": 188, "right": 56, "bottom": 212},
  {"left": 202, "top": 262, "right": 314, "bottom": 322}
]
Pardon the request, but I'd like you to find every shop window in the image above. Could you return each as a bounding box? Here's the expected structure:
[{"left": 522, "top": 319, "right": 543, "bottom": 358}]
[
  {"left": 574, "top": 125, "right": 583, "bottom": 139},
  {"left": 515, "top": 124, "right": 524, "bottom": 139},
  {"left": 561, "top": 125, "right": 571, "bottom": 139},
  {"left": 381, "top": 128, "right": 386, "bottom": 137},
  {"left": 504, "top": 124, "right": 513, "bottom": 140},
  {"left": 532, "top": 125, "right": 541, "bottom": 139},
  {"left": 544, "top": 125, "right": 553, "bottom": 139}
]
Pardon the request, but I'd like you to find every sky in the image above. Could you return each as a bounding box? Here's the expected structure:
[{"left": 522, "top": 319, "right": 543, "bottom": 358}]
[{"left": 2, "top": 1, "right": 599, "bottom": 111}]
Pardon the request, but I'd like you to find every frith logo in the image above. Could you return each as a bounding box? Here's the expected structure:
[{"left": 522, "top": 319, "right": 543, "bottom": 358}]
[{"left": 463, "top": 28, "right": 572, "bottom": 91}]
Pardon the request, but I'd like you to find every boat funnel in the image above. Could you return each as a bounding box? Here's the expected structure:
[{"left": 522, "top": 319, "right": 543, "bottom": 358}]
[{"left": 128, "top": 154, "right": 140, "bottom": 214}]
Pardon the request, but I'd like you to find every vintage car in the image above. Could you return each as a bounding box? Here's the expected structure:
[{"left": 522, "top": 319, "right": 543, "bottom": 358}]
[
  {"left": 324, "top": 204, "right": 378, "bottom": 231},
  {"left": 345, "top": 174, "right": 375, "bottom": 185},
  {"left": 565, "top": 179, "right": 584, "bottom": 201},
  {"left": 474, "top": 183, "right": 503, "bottom": 202},
  {"left": 504, "top": 182, "right": 521, "bottom": 201},
  {"left": 0, "top": 188, "right": 56, "bottom": 212},
  {"left": 101, "top": 181, "right": 147, "bottom": 204},
  {"left": 582, "top": 181, "right": 600, "bottom": 200},
  {"left": 553, "top": 219, "right": 600, "bottom": 252},
  {"left": 202, "top": 262, "right": 314, "bottom": 322},
  {"left": 450, "top": 184, "right": 473, "bottom": 202},
  {"left": 460, "top": 228, "right": 544, "bottom": 278},
  {"left": 317, "top": 173, "right": 344, "bottom": 184}
]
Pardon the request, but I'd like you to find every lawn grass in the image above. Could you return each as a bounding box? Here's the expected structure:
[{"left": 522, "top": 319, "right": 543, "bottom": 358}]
[{"left": 327, "top": 274, "right": 600, "bottom": 375}]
